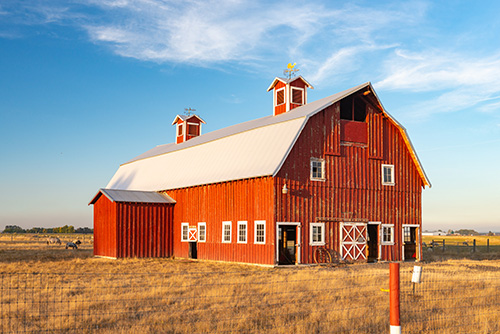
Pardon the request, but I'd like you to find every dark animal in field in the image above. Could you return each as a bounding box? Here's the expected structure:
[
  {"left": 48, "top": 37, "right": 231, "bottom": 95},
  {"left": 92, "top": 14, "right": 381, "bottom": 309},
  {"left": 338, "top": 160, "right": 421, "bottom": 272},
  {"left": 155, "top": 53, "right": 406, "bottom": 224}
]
[
  {"left": 72, "top": 240, "right": 82, "bottom": 245},
  {"left": 47, "top": 237, "right": 61, "bottom": 245},
  {"left": 65, "top": 242, "right": 78, "bottom": 249}
]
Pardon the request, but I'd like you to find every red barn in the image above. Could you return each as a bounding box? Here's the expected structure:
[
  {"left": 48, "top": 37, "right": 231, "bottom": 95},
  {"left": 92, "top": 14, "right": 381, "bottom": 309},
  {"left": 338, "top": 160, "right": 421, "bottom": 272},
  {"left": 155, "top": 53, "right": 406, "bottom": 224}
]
[{"left": 90, "top": 77, "right": 430, "bottom": 265}]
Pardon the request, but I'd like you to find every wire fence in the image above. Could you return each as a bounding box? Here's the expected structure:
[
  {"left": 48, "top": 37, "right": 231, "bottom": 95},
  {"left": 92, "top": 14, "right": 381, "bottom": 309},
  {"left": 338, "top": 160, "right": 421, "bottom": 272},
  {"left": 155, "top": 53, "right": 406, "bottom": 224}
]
[{"left": 1, "top": 263, "right": 499, "bottom": 333}]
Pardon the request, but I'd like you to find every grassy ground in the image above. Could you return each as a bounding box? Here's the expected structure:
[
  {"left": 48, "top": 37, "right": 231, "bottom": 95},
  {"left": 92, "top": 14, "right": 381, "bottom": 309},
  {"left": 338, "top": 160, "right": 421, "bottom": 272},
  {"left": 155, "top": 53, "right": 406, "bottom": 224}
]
[
  {"left": 0, "top": 234, "right": 499, "bottom": 333},
  {"left": 422, "top": 235, "right": 500, "bottom": 262}
]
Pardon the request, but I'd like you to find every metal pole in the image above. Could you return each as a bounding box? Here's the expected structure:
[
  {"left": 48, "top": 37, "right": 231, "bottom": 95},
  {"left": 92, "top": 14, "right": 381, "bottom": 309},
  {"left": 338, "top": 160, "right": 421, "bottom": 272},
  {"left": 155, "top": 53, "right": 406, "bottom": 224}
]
[{"left": 390, "top": 263, "right": 401, "bottom": 334}]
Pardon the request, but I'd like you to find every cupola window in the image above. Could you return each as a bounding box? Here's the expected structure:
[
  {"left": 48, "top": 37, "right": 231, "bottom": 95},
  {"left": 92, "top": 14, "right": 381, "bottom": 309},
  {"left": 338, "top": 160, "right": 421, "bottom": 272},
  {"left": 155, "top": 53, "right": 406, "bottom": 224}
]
[
  {"left": 291, "top": 87, "right": 304, "bottom": 105},
  {"left": 276, "top": 88, "right": 285, "bottom": 106}
]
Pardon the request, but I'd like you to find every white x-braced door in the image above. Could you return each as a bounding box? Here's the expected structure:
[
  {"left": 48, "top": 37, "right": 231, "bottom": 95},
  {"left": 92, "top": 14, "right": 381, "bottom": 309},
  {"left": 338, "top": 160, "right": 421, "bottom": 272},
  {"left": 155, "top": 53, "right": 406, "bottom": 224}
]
[{"left": 340, "top": 223, "right": 367, "bottom": 261}]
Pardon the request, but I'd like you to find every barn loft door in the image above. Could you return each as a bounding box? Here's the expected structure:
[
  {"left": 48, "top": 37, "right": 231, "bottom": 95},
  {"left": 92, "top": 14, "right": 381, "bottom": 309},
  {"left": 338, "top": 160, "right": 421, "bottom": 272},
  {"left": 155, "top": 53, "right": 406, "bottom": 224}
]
[{"left": 340, "top": 223, "right": 367, "bottom": 261}]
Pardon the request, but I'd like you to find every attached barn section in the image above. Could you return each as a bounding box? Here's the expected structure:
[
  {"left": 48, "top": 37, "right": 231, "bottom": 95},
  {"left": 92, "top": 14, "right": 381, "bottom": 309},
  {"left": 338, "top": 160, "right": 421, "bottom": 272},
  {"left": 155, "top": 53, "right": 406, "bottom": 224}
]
[
  {"left": 90, "top": 189, "right": 175, "bottom": 258},
  {"left": 90, "top": 77, "right": 430, "bottom": 265}
]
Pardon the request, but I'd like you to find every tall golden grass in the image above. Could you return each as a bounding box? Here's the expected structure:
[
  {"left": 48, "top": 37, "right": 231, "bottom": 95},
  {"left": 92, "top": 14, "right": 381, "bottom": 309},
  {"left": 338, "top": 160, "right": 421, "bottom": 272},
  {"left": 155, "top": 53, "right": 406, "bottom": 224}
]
[{"left": 1, "top": 234, "right": 499, "bottom": 333}]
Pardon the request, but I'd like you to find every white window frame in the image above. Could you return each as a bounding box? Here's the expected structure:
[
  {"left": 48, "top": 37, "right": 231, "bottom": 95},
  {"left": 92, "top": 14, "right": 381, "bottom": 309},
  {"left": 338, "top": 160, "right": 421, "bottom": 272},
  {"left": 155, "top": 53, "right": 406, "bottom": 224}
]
[
  {"left": 222, "top": 221, "right": 232, "bottom": 243},
  {"left": 275, "top": 87, "right": 285, "bottom": 106},
  {"left": 187, "top": 122, "right": 199, "bottom": 136},
  {"left": 177, "top": 123, "right": 184, "bottom": 137},
  {"left": 237, "top": 221, "right": 247, "bottom": 244},
  {"left": 254, "top": 220, "right": 266, "bottom": 244},
  {"left": 198, "top": 222, "right": 206, "bottom": 243},
  {"left": 381, "top": 224, "right": 394, "bottom": 245},
  {"left": 310, "top": 158, "right": 326, "bottom": 181},
  {"left": 310, "top": 222, "right": 325, "bottom": 246},
  {"left": 382, "top": 164, "right": 395, "bottom": 186},
  {"left": 291, "top": 87, "right": 305, "bottom": 105},
  {"left": 181, "top": 223, "right": 189, "bottom": 242}
]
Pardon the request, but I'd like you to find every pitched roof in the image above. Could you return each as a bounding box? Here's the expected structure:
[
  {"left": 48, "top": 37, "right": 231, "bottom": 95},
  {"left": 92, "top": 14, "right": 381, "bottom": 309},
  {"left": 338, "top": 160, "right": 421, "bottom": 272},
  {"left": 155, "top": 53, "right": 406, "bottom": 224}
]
[
  {"left": 266, "top": 75, "right": 314, "bottom": 91},
  {"left": 89, "top": 189, "right": 176, "bottom": 205},
  {"left": 105, "top": 82, "right": 430, "bottom": 191},
  {"left": 171, "top": 114, "right": 206, "bottom": 125}
]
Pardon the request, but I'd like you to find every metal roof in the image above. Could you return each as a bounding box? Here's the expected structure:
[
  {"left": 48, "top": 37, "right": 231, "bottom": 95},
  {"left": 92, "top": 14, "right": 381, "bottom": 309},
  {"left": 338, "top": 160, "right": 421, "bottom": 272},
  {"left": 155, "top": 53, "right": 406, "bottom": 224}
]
[
  {"left": 105, "top": 82, "right": 430, "bottom": 191},
  {"left": 266, "top": 75, "right": 314, "bottom": 92},
  {"left": 89, "top": 189, "right": 176, "bottom": 205}
]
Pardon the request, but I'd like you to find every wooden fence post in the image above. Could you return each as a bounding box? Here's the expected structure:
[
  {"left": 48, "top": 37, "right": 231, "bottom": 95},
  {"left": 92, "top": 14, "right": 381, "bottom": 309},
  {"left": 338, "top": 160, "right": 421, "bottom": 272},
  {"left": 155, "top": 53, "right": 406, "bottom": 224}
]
[
  {"left": 487, "top": 239, "right": 489, "bottom": 253},
  {"left": 390, "top": 263, "right": 401, "bottom": 334},
  {"left": 473, "top": 239, "right": 476, "bottom": 253}
]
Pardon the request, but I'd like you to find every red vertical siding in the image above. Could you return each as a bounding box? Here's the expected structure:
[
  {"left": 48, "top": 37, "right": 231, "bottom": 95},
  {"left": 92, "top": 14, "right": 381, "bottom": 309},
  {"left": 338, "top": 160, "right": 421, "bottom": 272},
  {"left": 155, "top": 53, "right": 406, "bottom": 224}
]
[
  {"left": 166, "top": 177, "right": 275, "bottom": 265},
  {"left": 275, "top": 101, "right": 423, "bottom": 263},
  {"left": 93, "top": 195, "right": 117, "bottom": 258},
  {"left": 116, "top": 202, "right": 174, "bottom": 258}
]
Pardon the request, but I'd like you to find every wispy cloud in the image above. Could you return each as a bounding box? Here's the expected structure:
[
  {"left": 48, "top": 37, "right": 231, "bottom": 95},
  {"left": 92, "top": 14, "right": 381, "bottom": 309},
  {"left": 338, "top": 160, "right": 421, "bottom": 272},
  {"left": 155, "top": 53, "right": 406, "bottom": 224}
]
[{"left": 376, "top": 50, "right": 500, "bottom": 117}]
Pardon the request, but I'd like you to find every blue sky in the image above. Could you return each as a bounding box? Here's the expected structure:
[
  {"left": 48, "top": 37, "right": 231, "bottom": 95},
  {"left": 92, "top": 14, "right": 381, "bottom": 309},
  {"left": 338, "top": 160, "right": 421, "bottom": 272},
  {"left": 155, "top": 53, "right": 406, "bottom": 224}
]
[{"left": 1, "top": 0, "right": 499, "bottom": 232}]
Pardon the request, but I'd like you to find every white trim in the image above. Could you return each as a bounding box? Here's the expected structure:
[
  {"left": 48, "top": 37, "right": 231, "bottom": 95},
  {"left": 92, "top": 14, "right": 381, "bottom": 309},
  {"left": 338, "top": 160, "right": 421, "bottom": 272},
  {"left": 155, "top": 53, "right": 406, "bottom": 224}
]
[
  {"left": 276, "top": 222, "right": 301, "bottom": 264},
  {"left": 222, "top": 221, "right": 232, "bottom": 243},
  {"left": 382, "top": 164, "right": 395, "bottom": 186},
  {"left": 274, "top": 87, "right": 285, "bottom": 107},
  {"left": 310, "top": 158, "right": 326, "bottom": 181},
  {"left": 198, "top": 222, "right": 206, "bottom": 243},
  {"left": 254, "top": 220, "right": 266, "bottom": 244},
  {"left": 187, "top": 122, "right": 200, "bottom": 137},
  {"left": 237, "top": 221, "right": 248, "bottom": 244},
  {"left": 309, "top": 222, "right": 325, "bottom": 246},
  {"left": 177, "top": 123, "right": 184, "bottom": 137},
  {"left": 291, "top": 86, "right": 305, "bottom": 105},
  {"left": 402, "top": 224, "right": 420, "bottom": 261},
  {"left": 381, "top": 224, "right": 395, "bottom": 245},
  {"left": 368, "top": 221, "right": 382, "bottom": 261},
  {"left": 181, "top": 222, "right": 189, "bottom": 242}
]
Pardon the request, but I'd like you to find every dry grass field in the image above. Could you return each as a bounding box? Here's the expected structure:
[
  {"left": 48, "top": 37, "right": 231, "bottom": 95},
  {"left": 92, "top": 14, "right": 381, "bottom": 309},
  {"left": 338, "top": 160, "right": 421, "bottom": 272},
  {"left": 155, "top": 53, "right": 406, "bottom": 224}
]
[{"left": 0, "top": 233, "right": 499, "bottom": 333}]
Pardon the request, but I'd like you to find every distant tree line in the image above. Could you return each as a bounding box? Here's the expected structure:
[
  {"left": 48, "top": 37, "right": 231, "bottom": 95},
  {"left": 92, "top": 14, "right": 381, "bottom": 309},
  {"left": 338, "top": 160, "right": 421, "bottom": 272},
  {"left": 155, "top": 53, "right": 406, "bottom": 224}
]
[{"left": 2, "top": 225, "right": 93, "bottom": 234}]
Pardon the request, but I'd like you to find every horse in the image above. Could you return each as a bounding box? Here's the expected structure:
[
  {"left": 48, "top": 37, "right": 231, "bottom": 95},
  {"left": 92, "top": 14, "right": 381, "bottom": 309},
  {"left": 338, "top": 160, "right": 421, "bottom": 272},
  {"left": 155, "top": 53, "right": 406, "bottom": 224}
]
[{"left": 47, "top": 237, "right": 61, "bottom": 245}]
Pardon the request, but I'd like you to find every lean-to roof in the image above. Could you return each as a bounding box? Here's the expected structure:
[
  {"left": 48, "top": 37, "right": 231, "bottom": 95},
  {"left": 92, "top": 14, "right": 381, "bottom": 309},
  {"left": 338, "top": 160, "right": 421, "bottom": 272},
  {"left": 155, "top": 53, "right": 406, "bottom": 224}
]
[{"left": 89, "top": 188, "right": 176, "bottom": 205}]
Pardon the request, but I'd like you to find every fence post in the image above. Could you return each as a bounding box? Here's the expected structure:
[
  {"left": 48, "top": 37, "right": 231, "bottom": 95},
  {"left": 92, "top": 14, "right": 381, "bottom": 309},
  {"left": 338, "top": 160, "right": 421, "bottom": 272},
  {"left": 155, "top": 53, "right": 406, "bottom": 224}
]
[
  {"left": 390, "top": 263, "right": 401, "bottom": 334},
  {"left": 487, "top": 239, "right": 489, "bottom": 253},
  {"left": 442, "top": 239, "right": 445, "bottom": 251},
  {"left": 473, "top": 239, "right": 476, "bottom": 253}
]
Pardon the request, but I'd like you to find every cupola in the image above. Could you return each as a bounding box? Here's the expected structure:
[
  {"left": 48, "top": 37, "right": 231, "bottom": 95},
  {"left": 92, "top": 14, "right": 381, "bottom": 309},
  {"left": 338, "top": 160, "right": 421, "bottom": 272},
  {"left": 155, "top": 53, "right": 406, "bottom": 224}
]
[
  {"left": 171, "top": 111, "right": 206, "bottom": 144},
  {"left": 267, "top": 64, "right": 313, "bottom": 116}
]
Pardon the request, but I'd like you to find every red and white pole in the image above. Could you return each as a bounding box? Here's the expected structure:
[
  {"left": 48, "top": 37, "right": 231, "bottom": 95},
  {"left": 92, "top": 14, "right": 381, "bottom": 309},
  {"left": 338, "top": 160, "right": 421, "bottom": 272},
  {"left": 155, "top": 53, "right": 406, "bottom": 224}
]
[{"left": 390, "top": 262, "right": 401, "bottom": 334}]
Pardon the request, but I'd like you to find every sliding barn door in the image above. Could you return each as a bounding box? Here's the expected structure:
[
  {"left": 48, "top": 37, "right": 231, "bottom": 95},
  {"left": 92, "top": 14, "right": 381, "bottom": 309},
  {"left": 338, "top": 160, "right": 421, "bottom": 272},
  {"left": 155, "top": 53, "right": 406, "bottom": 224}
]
[{"left": 340, "top": 223, "right": 367, "bottom": 261}]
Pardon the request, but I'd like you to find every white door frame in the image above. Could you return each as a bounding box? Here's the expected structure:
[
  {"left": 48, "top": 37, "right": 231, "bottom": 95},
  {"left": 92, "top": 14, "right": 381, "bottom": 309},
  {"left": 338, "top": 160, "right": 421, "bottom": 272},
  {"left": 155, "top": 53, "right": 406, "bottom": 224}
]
[
  {"left": 276, "top": 222, "right": 301, "bottom": 265},
  {"left": 402, "top": 224, "right": 420, "bottom": 261},
  {"left": 368, "top": 221, "right": 381, "bottom": 261}
]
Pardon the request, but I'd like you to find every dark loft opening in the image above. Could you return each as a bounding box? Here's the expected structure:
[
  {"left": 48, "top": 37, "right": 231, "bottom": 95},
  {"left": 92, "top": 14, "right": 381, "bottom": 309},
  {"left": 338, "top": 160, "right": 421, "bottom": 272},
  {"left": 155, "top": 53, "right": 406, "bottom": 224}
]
[{"left": 340, "top": 96, "right": 367, "bottom": 122}]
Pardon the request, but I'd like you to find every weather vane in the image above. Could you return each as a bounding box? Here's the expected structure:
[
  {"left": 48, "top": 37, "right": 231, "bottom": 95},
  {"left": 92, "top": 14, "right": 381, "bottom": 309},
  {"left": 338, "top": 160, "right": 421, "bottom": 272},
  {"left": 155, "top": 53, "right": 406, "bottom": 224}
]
[
  {"left": 184, "top": 107, "right": 196, "bottom": 116},
  {"left": 283, "top": 62, "right": 299, "bottom": 79}
]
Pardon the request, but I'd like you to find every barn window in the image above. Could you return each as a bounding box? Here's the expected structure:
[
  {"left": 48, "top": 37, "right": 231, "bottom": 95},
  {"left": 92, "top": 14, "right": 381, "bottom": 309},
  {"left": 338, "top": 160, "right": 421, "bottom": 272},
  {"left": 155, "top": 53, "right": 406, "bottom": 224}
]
[
  {"left": 177, "top": 123, "right": 184, "bottom": 137},
  {"left": 291, "top": 87, "right": 304, "bottom": 105},
  {"left": 310, "top": 223, "right": 325, "bottom": 246},
  {"left": 198, "top": 222, "right": 206, "bottom": 243},
  {"left": 310, "top": 158, "right": 325, "bottom": 181},
  {"left": 382, "top": 164, "right": 395, "bottom": 185},
  {"left": 222, "top": 221, "right": 232, "bottom": 243},
  {"left": 340, "top": 96, "right": 367, "bottom": 122},
  {"left": 381, "top": 224, "right": 394, "bottom": 245},
  {"left": 181, "top": 223, "right": 189, "bottom": 242},
  {"left": 276, "top": 88, "right": 285, "bottom": 106},
  {"left": 188, "top": 123, "right": 199, "bottom": 136},
  {"left": 237, "top": 221, "right": 247, "bottom": 243},
  {"left": 255, "top": 220, "right": 266, "bottom": 244}
]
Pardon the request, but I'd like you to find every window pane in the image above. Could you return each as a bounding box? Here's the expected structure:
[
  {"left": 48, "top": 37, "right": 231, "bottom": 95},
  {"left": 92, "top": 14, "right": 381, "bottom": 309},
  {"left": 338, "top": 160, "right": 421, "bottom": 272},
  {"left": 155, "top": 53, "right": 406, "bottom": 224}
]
[
  {"left": 199, "top": 225, "right": 206, "bottom": 241},
  {"left": 256, "top": 223, "right": 265, "bottom": 243},
  {"left": 188, "top": 124, "right": 198, "bottom": 136},
  {"left": 182, "top": 225, "right": 188, "bottom": 240},
  {"left": 223, "top": 224, "right": 231, "bottom": 242},
  {"left": 238, "top": 224, "right": 247, "bottom": 242}
]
